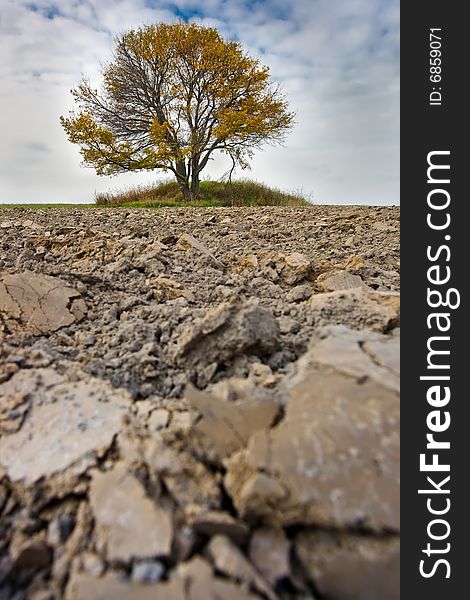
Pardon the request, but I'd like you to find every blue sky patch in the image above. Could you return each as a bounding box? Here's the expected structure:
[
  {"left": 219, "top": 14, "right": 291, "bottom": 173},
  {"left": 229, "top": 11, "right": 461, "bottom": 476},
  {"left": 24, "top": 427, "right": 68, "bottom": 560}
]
[{"left": 25, "top": 3, "right": 61, "bottom": 20}]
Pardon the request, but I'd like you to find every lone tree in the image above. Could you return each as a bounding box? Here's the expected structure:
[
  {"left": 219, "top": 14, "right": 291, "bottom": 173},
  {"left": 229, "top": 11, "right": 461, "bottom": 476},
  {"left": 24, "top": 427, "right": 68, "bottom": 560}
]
[{"left": 60, "top": 22, "right": 294, "bottom": 201}]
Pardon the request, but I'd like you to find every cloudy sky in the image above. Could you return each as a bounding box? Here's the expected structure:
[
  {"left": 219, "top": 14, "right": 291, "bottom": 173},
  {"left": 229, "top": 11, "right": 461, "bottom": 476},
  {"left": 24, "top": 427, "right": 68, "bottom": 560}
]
[{"left": 0, "top": 0, "right": 399, "bottom": 205}]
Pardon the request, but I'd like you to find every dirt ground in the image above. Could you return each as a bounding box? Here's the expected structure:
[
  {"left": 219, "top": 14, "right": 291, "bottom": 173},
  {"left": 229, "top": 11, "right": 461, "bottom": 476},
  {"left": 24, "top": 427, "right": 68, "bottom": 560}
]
[{"left": 0, "top": 206, "right": 400, "bottom": 599}]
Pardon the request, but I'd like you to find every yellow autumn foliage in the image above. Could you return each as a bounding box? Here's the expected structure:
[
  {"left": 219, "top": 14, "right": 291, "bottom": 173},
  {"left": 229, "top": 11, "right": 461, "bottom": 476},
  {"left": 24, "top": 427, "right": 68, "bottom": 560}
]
[{"left": 60, "top": 21, "right": 294, "bottom": 199}]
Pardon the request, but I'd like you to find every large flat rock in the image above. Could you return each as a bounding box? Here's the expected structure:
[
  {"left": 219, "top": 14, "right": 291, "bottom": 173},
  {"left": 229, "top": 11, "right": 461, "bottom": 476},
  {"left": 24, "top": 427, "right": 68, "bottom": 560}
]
[
  {"left": 0, "top": 368, "right": 129, "bottom": 504},
  {"left": 0, "top": 271, "right": 86, "bottom": 335},
  {"left": 225, "top": 370, "right": 399, "bottom": 530}
]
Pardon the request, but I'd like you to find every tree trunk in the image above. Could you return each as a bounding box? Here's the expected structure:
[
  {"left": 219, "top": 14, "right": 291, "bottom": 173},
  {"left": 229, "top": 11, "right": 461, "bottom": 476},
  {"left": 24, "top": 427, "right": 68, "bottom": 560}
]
[
  {"left": 175, "top": 160, "right": 191, "bottom": 201},
  {"left": 179, "top": 181, "right": 192, "bottom": 201},
  {"left": 190, "top": 174, "right": 200, "bottom": 199},
  {"left": 189, "top": 157, "right": 200, "bottom": 200}
]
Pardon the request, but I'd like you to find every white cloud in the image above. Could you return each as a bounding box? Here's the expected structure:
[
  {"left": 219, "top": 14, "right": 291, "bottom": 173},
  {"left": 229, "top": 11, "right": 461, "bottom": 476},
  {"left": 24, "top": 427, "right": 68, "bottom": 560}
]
[{"left": 0, "top": 0, "right": 399, "bottom": 204}]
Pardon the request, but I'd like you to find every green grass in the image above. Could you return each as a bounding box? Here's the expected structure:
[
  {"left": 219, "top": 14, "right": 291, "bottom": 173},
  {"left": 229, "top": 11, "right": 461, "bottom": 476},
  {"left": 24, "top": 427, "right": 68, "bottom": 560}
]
[
  {"left": 94, "top": 179, "right": 311, "bottom": 208},
  {"left": 118, "top": 199, "right": 221, "bottom": 208},
  {"left": 0, "top": 180, "right": 311, "bottom": 209}
]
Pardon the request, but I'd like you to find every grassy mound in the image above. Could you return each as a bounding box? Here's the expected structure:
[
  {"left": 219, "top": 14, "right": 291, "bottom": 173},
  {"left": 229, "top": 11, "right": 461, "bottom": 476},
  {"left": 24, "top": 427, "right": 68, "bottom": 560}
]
[{"left": 94, "top": 180, "right": 310, "bottom": 208}]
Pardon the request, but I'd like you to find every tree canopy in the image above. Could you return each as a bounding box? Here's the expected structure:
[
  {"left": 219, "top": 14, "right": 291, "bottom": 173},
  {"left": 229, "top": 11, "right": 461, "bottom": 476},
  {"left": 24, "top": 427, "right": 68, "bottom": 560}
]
[{"left": 60, "top": 22, "right": 295, "bottom": 200}]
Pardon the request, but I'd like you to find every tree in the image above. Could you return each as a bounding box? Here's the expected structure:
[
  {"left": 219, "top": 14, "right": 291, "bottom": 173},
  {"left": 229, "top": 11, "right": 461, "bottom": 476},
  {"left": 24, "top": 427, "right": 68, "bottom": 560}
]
[{"left": 60, "top": 22, "right": 295, "bottom": 201}]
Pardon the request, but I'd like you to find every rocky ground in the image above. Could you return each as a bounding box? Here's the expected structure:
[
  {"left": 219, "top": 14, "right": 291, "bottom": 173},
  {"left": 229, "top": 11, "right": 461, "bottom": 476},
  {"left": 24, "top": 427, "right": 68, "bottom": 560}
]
[{"left": 0, "top": 206, "right": 400, "bottom": 599}]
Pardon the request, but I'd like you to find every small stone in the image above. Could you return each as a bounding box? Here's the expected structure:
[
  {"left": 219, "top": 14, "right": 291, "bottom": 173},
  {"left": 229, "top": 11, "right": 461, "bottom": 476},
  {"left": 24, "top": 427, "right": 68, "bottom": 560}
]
[
  {"left": 145, "top": 435, "right": 221, "bottom": 509},
  {"left": 262, "top": 265, "right": 279, "bottom": 282},
  {"left": 209, "top": 377, "right": 256, "bottom": 402},
  {"left": 89, "top": 462, "right": 173, "bottom": 562},
  {"left": 139, "top": 382, "right": 155, "bottom": 398},
  {"left": 103, "top": 305, "right": 120, "bottom": 323},
  {"left": 207, "top": 535, "right": 276, "bottom": 600},
  {"left": 187, "top": 384, "right": 279, "bottom": 462},
  {"left": 148, "top": 409, "right": 170, "bottom": 431},
  {"left": 308, "top": 288, "right": 397, "bottom": 331},
  {"left": 80, "top": 552, "right": 105, "bottom": 577},
  {"left": 171, "top": 526, "right": 197, "bottom": 563},
  {"left": 170, "top": 411, "right": 192, "bottom": 432},
  {"left": 83, "top": 335, "right": 96, "bottom": 347},
  {"left": 47, "top": 514, "right": 75, "bottom": 546},
  {"left": 136, "top": 400, "right": 154, "bottom": 420},
  {"left": 249, "top": 363, "right": 279, "bottom": 387},
  {"left": 0, "top": 362, "right": 20, "bottom": 385},
  {"left": 75, "top": 281, "right": 88, "bottom": 295},
  {"left": 343, "top": 255, "right": 365, "bottom": 269},
  {"left": 249, "top": 527, "right": 291, "bottom": 586},
  {"left": 177, "top": 233, "right": 223, "bottom": 268},
  {"left": 277, "top": 316, "right": 301, "bottom": 334},
  {"left": 230, "top": 254, "right": 259, "bottom": 271},
  {"left": 249, "top": 362, "right": 272, "bottom": 380},
  {"left": 174, "top": 300, "right": 280, "bottom": 368},
  {"left": 316, "top": 269, "right": 367, "bottom": 292},
  {"left": 150, "top": 276, "right": 195, "bottom": 302},
  {"left": 173, "top": 556, "right": 213, "bottom": 590},
  {"left": 174, "top": 556, "right": 260, "bottom": 600},
  {"left": 132, "top": 561, "right": 165, "bottom": 584},
  {"left": 286, "top": 284, "right": 312, "bottom": 303},
  {"left": 242, "top": 254, "right": 258, "bottom": 268},
  {"left": 227, "top": 472, "right": 288, "bottom": 519},
  {"left": 23, "top": 219, "right": 44, "bottom": 230},
  {"left": 372, "top": 221, "right": 398, "bottom": 232},
  {"left": 187, "top": 508, "right": 249, "bottom": 545},
  {"left": 283, "top": 252, "right": 311, "bottom": 285}
]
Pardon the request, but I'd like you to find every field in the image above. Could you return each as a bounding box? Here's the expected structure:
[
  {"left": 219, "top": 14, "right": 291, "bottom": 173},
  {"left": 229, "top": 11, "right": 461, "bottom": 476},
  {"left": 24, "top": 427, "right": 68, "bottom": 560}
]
[{"left": 0, "top": 205, "right": 400, "bottom": 599}]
